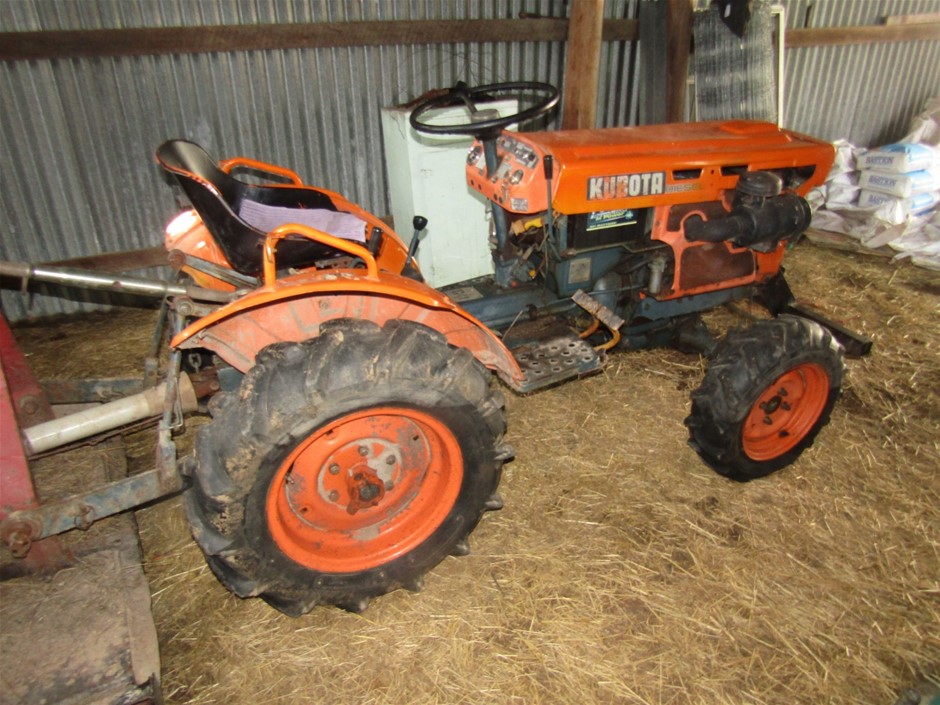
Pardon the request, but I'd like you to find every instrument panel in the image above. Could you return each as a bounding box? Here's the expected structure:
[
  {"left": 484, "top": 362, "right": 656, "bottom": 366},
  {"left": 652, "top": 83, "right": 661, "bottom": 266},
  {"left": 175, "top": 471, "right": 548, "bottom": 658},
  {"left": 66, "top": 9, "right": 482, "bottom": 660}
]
[{"left": 465, "top": 134, "right": 550, "bottom": 214}]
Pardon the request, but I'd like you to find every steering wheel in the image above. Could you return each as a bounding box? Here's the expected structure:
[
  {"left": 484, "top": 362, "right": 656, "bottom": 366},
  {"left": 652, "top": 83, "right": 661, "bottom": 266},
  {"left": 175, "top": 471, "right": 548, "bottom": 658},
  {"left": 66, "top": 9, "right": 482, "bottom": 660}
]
[{"left": 409, "top": 81, "right": 559, "bottom": 138}]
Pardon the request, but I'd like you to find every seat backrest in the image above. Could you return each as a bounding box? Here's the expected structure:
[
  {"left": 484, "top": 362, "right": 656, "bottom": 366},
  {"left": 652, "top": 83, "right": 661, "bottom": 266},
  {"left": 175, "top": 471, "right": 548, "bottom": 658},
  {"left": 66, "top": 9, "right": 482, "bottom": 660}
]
[{"left": 156, "top": 140, "right": 340, "bottom": 275}]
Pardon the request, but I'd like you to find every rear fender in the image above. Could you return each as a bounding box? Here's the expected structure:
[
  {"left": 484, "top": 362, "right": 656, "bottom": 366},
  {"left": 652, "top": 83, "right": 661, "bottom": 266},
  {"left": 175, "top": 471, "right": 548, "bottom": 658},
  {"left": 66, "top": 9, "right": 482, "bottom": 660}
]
[{"left": 171, "top": 271, "right": 525, "bottom": 387}]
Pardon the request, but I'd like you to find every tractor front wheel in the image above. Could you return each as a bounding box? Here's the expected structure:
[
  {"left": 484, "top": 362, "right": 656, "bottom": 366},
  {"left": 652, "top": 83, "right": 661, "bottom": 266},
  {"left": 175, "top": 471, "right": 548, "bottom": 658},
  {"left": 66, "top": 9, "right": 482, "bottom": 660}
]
[
  {"left": 184, "top": 319, "right": 509, "bottom": 615},
  {"left": 686, "top": 315, "right": 845, "bottom": 482}
]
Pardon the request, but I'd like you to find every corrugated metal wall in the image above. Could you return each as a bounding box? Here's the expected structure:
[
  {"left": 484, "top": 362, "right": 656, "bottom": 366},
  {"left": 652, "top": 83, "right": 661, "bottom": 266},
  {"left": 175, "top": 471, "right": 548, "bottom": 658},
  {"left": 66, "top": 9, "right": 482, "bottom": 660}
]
[
  {"left": 1, "top": 0, "right": 938, "bottom": 320},
  {"left": 0, "top": 0, "right": 638, "bottom": 320},
  {"left": 784, "top": 0, "right": 940, "bottom": 144}
]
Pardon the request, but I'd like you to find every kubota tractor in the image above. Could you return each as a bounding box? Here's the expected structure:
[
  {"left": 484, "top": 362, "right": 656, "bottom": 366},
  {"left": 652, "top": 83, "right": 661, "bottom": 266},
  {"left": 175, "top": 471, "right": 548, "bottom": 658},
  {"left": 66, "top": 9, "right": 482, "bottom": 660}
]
[{"left": 0, "top": 81, "right": 869, "bottom": 616}]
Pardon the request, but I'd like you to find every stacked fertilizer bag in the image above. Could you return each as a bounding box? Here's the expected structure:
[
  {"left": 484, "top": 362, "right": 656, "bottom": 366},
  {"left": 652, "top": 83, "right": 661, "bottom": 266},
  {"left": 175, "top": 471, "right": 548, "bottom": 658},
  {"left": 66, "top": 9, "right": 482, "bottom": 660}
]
[
  {"left": 809, "top": 98, "right": 940, "bottom": 271},
  {"left": 858, "top": 144, "right": 940, "bottom": 218}
]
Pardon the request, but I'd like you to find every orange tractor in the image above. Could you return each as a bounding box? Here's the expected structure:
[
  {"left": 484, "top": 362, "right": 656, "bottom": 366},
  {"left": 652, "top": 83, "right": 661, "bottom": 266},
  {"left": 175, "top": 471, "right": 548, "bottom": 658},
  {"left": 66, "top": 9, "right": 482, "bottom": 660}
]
[{"left": 0, "top": 82, "right": 868, "bottom": 616}]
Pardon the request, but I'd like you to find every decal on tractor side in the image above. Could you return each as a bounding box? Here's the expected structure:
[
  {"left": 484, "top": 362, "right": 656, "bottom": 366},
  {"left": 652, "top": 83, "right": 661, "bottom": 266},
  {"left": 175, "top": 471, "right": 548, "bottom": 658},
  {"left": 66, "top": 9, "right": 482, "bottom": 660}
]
[{"left": 587, "top": 172, "right": 666, "bottom": 201}]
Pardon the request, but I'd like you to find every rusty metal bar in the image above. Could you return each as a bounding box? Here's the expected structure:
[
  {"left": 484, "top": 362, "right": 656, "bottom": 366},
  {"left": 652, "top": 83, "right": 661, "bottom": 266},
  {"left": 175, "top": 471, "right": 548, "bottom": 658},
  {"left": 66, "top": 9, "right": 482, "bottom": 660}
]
[
  {"left": 40, "top": 378, "right": 146, "bottom": 405},
  {"left": 1, "top": 310, "right": 198, "bottom": 556},
  {"left": 0, "top": 260, "right": 235, "bottom": 304},
  {"left": 784, "top": 303, "right": 873, "bottom": 359},
  {"left": 156, "top": 311, "right": 187, "bottom": 493},
  {"left": 1, "top": 467, "right": 184, "bottom": 545}
]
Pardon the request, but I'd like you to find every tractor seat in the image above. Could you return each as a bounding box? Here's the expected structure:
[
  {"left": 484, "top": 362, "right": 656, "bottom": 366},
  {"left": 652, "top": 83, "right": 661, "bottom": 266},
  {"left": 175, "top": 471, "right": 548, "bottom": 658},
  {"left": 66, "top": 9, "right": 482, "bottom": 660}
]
[{"left": 156, "top": 140, "right": 367, "bottom": 276}]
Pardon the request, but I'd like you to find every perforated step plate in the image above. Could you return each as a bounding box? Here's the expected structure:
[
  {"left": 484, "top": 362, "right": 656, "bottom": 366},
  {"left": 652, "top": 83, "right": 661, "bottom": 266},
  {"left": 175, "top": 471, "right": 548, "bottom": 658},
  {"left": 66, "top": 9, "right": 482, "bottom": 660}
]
[{"left": 509, "top": 334, "right": 602, "bottom": 393}]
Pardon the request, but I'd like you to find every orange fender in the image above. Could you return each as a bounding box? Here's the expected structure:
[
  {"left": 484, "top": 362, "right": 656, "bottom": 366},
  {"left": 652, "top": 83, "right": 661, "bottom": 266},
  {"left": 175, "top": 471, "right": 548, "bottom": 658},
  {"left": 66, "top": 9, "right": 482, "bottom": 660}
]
[{"left": 172, "top": 269, "right": 525, "bottom": 388}]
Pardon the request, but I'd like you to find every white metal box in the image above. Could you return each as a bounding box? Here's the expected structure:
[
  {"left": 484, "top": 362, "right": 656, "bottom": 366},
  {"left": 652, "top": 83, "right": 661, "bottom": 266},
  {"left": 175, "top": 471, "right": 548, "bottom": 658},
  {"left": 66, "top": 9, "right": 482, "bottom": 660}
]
[{"left": 380, "top": 100, "right": 518, "bottom": 287}]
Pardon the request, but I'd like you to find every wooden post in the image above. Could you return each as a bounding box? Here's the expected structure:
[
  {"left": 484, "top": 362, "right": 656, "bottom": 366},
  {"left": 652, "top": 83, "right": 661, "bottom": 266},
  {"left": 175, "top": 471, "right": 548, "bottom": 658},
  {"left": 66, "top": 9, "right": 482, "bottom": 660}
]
[
  {"left": 562, "top": 0, "right": 605, "bottom": 129},
  {"left": 666, "top": 0, "right": 693, "bottom": 123}
]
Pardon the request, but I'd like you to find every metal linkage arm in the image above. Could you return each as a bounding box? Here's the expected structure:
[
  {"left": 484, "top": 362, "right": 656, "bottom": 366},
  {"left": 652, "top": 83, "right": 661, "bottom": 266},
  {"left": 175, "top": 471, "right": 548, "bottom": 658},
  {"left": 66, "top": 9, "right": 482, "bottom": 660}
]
[{"left": 0, "top": 260, "right": 236, "bottom": 304}]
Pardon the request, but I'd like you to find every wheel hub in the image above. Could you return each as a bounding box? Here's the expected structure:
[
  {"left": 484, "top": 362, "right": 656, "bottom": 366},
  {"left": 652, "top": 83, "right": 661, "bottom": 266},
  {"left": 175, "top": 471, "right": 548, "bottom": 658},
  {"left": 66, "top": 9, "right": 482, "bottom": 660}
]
[
  {"left": 742, "top": 363, "right": 830, "bottom": 461},
  {"left": 287, "top": 436, "right": 402, "bottom": 518},
  {"left": 758, "top": 387, "right": 793, "bottom": 422},
  {"left": 267, "top": 407, "right": 464, "bottom": 573},
  {"left": 348, "top": 468, "right": 385, "bottom": 509}
]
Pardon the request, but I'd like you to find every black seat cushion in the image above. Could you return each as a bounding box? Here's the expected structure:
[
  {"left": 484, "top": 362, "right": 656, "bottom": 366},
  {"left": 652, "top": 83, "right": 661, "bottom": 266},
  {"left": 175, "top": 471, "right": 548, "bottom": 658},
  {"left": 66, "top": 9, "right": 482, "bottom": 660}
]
[{"left": 156, "top": 140, "right": 357, "bottom": 276}]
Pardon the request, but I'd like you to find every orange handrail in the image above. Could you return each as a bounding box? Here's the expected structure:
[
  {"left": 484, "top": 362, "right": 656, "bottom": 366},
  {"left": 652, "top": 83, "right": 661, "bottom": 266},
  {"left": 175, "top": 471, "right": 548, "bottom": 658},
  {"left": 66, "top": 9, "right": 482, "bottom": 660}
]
[{"left": 262, "top": 224, "right": 378, "bottom": 285}]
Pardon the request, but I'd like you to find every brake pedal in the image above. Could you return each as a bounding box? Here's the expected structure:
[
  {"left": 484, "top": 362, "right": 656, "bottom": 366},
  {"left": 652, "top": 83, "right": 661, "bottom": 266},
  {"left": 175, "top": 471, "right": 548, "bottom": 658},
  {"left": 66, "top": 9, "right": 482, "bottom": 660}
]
[{"left": 572, "top": 289, "right": 624, "bottom": 331}]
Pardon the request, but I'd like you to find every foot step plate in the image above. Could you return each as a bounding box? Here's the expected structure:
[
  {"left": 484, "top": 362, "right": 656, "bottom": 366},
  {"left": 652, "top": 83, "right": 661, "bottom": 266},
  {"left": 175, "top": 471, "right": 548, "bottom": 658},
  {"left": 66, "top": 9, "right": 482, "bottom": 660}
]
[{"left": 510, "top": 334, "right": 602, "bottom": 393}]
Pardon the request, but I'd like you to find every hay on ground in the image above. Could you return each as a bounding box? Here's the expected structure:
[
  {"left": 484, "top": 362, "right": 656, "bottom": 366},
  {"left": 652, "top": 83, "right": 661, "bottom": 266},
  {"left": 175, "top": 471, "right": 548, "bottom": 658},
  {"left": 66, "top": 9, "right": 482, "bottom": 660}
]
[{"left": 12, "top": 241, "right": 939, "bottom": 705}]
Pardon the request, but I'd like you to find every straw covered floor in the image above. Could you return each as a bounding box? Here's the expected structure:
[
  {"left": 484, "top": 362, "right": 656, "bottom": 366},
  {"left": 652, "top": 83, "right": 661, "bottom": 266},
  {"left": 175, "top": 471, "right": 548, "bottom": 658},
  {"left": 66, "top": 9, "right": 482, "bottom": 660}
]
[{"left": 10, "top": 241, "right": 939, "bottom": 705}]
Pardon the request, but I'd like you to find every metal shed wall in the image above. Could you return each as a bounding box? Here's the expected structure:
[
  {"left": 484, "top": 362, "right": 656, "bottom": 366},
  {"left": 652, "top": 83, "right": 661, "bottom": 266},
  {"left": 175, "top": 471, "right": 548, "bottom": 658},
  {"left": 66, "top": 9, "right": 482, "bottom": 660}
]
[
  {"left": 783, "top": 0, "right": 940, "bottom": 145},
  {"left": 0, "top": 0, "right": 638, "bottom": 320},
  {"left": 1, "top": 0, "right": 938, "bottom": 321}
]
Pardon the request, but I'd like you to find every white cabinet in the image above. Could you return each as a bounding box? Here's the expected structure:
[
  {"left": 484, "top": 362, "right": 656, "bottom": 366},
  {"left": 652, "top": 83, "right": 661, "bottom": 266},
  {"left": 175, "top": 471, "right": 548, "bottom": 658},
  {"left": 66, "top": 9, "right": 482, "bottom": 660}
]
[{"left": 380, "top": 100, "right": 517, "bottom": 287}]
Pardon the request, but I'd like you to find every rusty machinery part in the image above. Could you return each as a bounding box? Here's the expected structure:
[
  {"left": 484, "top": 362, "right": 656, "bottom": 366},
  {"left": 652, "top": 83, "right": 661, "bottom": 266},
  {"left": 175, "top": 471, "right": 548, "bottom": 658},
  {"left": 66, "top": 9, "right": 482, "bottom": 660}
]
[
  {"left": 167, "top": 247, "right": 259, "bottom": 290},
  {"left": 0, "top": 260, "right": 234, "bottom": 304},
  {"left": 1, "top": 516, "right": 42, "bottom": 559},
  {"left": 571, "top": 288, "right": 624, "bottom": 351},
  {"left": 685, "top": 315, "right": 845, "bottom": 482},
  {"left": 184, "top": 318, "right": 510, "bottom": 616},
  {"left": 1, "top": 466, "right": 185, "bottom": 552}
]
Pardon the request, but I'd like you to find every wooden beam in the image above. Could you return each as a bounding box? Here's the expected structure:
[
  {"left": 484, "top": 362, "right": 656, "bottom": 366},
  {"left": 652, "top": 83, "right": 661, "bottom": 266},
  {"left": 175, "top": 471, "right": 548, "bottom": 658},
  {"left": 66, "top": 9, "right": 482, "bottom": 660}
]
[
  {"left": 786, "top": 22, "right": 940, "bottom": 48},
  {"left": 665, "top": 0, "right": 693, "bottom": 123},
  {"left": 562, "top": 0, "right": 606, "bottom": 129},
  {"left": 637, "top": 0, "right": 669, "bottom": 125},
  {"left": 0, "top": 18, "right": 638, "bottom": 62},
  {"left": 884, "top": 12, "right": 940, "bottom": 26}
]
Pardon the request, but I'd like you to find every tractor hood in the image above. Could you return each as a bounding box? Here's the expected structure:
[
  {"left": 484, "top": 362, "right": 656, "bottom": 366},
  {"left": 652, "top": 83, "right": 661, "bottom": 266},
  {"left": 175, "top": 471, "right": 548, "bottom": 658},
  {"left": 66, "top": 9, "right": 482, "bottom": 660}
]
[{"left": 466, "top": 120, "right": 835, "bottom": 216}]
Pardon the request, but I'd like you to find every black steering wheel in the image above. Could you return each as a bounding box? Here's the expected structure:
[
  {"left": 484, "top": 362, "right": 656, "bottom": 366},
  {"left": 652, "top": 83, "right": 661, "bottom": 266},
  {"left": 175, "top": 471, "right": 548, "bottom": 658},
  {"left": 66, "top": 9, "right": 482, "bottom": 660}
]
[{"left": 409, "top": 81, "right": 559, "bottom": 138}]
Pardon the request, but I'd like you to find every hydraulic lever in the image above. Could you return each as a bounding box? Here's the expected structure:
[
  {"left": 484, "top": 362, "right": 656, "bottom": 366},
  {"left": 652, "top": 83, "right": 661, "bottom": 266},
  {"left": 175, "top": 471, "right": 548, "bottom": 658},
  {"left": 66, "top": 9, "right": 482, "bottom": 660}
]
[{"left": 407, "top": 215, "right": 428, "bottom": 268}]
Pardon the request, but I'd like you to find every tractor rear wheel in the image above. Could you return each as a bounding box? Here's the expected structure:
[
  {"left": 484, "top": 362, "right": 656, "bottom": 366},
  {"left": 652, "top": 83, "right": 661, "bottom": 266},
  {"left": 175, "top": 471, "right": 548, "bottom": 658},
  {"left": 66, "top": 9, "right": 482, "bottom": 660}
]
[
  {"left": 685, "top": 315, "right": 844, "bottom": 482},
  {"left": 184, "top": 319, "right": 509, "bottom": 616}
]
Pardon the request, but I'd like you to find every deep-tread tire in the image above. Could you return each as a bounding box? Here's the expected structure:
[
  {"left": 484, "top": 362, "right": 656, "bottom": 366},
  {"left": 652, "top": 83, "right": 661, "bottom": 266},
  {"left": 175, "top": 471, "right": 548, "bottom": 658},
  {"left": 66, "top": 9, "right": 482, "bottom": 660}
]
[
  {"left": 685, "top": 315, "right": 845, "bottom": 482},
  {"left": 184, "top": 319, "right": 510, "bottom": 616}
]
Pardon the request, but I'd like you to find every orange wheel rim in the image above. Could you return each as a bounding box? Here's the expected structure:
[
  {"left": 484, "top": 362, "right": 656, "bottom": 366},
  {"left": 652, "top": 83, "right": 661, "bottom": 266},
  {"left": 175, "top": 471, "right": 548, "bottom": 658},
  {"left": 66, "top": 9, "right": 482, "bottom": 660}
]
[
  {"left": 266, "top": 407, "right": 463, "bottom": 573},
  {"left": 742, "top": 363, "right": 830, "bottom": 461}
]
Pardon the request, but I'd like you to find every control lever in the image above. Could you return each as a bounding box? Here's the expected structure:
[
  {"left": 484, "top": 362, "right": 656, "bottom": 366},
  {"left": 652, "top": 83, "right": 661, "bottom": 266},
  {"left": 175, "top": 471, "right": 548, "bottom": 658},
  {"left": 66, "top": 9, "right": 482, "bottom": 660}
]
[
  {"left": 542, "top": 155, "right": 556, "bottom": 252},
  {"left": 543, "top": 154, "right": 554, "bottom": 180},
  {"left": 543, "top": 154, "right": 554, "bottom": 223},
  {"left": 407, "top": 215, "right": 428, "bottom": 267},
  {"left": 367, "top": 226, "right": 383, "bottom": 256}
]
